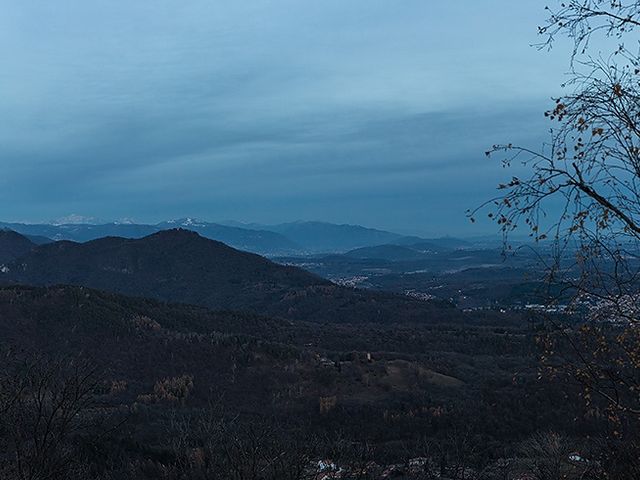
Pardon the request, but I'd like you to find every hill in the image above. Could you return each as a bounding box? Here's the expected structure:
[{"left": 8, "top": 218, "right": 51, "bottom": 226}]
[
  {"left": 0, "top": 284, "right": 581, "bottom": 479},
  {"left": 23, "top": 234, "right": 54, "bottom": 245},
  {"left": 0, "top": 220, "right": 299, "bottom": 255},
  {"left": 1, "top": 219, "right": 470, "bottom": 255},
  {"left": 260, "top": 221, "right": 402, "bottom": 252},
  {"left": 0, "top": 229, "right": 36, "bottom": 264},
  {"left": 0, "top": 229, "right": 453, "bottom": 323},
  {"left": 157, "top": 218, "right": 300, "bottom": 254},
  {"left": 1, "top": 229, "right": 322, "bottom": 310}
]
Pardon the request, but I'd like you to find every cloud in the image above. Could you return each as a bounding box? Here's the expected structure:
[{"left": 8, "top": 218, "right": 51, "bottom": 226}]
[{"left": 0, "top": 0, "right": 570, "bottom": 233}]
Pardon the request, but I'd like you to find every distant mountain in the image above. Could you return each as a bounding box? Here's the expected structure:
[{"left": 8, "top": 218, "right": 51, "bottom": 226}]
[
  {"left": 0, "top": 221, "right": 158, "bottom": 243},
  {"left": 343, "top": 236, "right": 470, "bottom": 261},
  {"left": 0, "top": 229, "right": 453, "bottom": 323},
  {"left": 254, "top": 221, "right": 403, "bottom": 252},
  {"left": 228, "top": 221, "right": 475, "bottom": 252},
  {"left": 49, "top": 214, "right": 104, "bottom": 225},
  {"left": 23, "top": 234, "right": 54, "bottom": 245},
  {"left": 58, "top": 223, "right": 160, "bottom": 241},
  {"left": 157, "top": 218, "right": 300, "bottom": 254},
  {"left": 0, "top": 219, "right": 298, "bottom": 255},
  {"left": 0, "top": 230, "right": 36, "bottom": 264},
  {"left": 0, "top": 218, "right": 474, "bottom": 255},
  {"left": 0, "top": 222, "right": 64, "bottom": 241}
]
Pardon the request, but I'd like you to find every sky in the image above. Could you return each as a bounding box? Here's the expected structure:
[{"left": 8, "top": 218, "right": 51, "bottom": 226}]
[{"left": 0, "top": 1, "right": 574, "bottom": 236}]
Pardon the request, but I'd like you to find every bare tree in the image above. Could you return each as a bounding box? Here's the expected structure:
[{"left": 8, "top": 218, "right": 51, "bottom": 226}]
[
  {"left": 519, "top": 432, "right": 575, "bottom": 480},
  {"left": 477, "top": 1, "right": 640, "bottom": 253},
  {"left": 0, "top": 350, "right": 102, "bottom": 480},
  {"left": 475, "top": 0, "right": 640, "bottom": 469},
  {"left": 165, "top": 408, "right": 320, "bottom": 480}
]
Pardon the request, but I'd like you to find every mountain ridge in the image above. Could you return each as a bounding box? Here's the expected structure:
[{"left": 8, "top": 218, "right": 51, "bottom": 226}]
[
  {"left": 0, "top": 219, "right": 477, "bottom": 255},
  {"left": 0, "top": 220, "right": 299, "bottom": 255},
  {"left": 0, "top": 229, "right": 454, "bottom": 324},
  {"left": 0, "top": 229, "right": 37, "bottom": 264}
]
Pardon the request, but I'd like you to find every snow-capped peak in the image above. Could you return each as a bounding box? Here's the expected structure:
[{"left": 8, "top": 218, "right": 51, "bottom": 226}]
[
  {"left": 165, "top": 217, "right": 208, "bottom": 227},
  {"left": 49, "top": 214, "right": 102, "bottom": 226}
]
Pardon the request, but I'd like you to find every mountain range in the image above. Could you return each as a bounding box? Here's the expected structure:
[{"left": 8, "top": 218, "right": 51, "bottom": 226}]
[
  {"left": 230, "top": 221, "right": 404, "bottom": 251},
  {"left": 0, "top": 219, "right": 473, "bottom": 255},
  {"left": 0, "top": 229, "right": 455, "bottom": 323},
  {"left": 0, "top": 219, "right": 297, "bottom": 255}
]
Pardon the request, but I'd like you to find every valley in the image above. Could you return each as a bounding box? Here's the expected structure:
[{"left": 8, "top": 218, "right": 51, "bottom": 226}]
[{"left": 0, "top": 225, "right": 611, "bottom": 479}]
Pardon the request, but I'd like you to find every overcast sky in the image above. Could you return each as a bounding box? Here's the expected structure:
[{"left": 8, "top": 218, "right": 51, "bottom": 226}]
[{"left": 0, "top": 1, "right": 574, "bottom": 235}]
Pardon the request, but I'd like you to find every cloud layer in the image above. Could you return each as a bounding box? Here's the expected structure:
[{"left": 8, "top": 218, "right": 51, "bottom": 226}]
[{"left": 0, "top": 1, "right": 570, "bottom": 235}]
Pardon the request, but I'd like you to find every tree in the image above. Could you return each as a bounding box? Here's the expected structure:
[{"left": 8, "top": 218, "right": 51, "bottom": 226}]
[
  {"left": 165, "top": 408, "right": 321, "bottom": 480},
  {"left": 478, "top": 0, "right": 640, "bottom": 473},
  {"left": 518, "top": 431, "right": 599, "bottom": 480},
  {"left": 0, "top": 350, "right": 102, "bottom": 480}
]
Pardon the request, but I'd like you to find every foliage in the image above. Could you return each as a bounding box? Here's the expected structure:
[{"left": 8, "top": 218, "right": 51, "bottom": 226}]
[{"left": 478, "top": 1, "right": 640, "bottom": 468}]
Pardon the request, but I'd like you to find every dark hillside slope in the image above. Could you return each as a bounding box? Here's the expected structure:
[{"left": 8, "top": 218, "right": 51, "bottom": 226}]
[
  {"left": 0, "top": 284, "right": 577, "bottom": 466},
  {"left": 0, "top": 285, "right": 308, "bottom": 411},
  {"left": 3, "top": 229, "right": 323, "bottom": 309},
  {"left": 1, "top": 229, "right": 453, "bottom": 323},
  {"left": 0, "top": 230, "right": 36, "bottom": 264}
]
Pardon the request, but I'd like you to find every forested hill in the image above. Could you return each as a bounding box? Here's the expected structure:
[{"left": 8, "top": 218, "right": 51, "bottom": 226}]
[
  {"left": 0, "top": 284, "right": 582, "bottom": 478},
  {"left": 0, "top": 229, "right": 36, "bottom": 264},
  {"left": 0, "top": 229, "right": 455, "bottom": 324}
]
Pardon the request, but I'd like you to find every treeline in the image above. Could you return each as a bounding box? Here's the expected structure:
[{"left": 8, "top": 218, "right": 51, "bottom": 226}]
[
  {"left": 1, "top": 286, "right": 638, "bottom": 478},
  {"left": 1, "top": 352, "right": 639, "bottom": 479}
]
